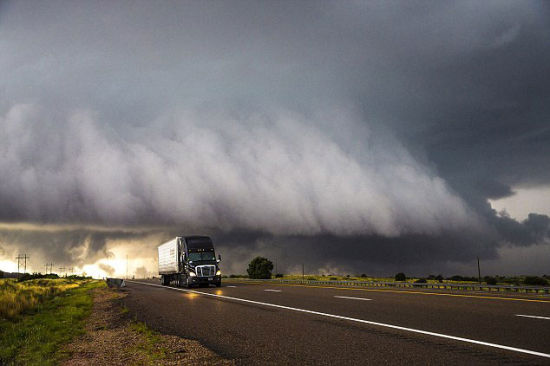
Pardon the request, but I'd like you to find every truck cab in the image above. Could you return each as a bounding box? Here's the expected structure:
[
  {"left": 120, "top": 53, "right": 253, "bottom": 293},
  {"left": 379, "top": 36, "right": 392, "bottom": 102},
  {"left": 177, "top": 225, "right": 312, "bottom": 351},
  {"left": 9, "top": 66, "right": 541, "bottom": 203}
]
[{"left": 182, "top": 236, "right": 222, "bottom": 287}]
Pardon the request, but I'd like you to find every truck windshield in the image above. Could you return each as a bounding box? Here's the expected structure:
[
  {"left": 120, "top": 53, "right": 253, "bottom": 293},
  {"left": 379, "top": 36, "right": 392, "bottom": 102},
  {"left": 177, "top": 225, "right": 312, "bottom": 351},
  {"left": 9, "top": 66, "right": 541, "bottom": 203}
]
[{"left": 188, "top": 252, "right": 216, "bottom": 261}]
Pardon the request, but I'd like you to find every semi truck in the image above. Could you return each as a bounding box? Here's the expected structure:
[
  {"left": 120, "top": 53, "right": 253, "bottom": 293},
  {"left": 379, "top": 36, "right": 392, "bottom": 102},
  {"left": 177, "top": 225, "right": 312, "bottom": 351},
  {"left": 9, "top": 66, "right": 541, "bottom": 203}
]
[{"left": 158, "top": 236, "right": 221, "bottom": 287}]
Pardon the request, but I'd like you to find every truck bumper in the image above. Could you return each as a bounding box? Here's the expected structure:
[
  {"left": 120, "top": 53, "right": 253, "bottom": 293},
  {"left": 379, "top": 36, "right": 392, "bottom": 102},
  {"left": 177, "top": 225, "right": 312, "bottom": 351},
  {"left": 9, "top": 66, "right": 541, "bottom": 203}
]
[{"left": 190, "top": 275, "right": 221, "bottom": 286}]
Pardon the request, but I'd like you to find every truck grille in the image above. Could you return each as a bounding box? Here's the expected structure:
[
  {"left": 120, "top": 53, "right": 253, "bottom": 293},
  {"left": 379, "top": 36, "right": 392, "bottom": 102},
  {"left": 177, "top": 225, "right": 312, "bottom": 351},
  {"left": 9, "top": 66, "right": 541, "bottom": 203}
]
[{"left": 195, "top": 265, "right": 216, "bottom": 277}]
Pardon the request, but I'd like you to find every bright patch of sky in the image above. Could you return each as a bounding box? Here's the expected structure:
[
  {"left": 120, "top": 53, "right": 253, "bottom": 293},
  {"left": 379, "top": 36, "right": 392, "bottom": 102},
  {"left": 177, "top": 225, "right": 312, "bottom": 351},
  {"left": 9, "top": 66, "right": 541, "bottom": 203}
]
[{"left": 490, "top": 186, "right": 550, "bottom": 221}]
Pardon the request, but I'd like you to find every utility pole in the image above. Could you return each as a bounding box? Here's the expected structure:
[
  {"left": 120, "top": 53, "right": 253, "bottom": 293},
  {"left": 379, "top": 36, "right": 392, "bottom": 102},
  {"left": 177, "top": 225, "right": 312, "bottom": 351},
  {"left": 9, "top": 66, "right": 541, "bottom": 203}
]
[
  {"left": 59, "top": 267, "right": 66, "bottom": 277},
  {"left": 126, "top": 255, "right": 129, "bottom": 279},
  {"left": 302, "top": 263, "right": 304, "bottom": 281},
  {"left": 50, "top": 263, "right": 54, "bottom": 274},
  {"left": 44, "top": 264, "right": 49, "bottom": 274},
  {"left": 477, "top": 256, "right": 481, "bottom": 283},
  {"left": 15, "top": 254, "right": 29, "bottom": 277}
]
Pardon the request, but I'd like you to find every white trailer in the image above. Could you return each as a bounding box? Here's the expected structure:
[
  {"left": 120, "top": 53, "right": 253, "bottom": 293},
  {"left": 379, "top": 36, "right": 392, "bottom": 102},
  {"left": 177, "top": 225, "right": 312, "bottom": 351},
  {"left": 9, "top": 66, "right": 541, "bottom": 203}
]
[{"left": 158, "top": 238, "right": 179, "bottom": 275}]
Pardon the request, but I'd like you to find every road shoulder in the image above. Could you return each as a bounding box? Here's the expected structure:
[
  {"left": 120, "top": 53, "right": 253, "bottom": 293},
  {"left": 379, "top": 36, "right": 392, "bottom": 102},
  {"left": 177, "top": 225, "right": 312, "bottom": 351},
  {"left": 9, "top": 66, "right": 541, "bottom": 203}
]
[{"left": 61, "top": 285, "right": 233, "bottom": 365}]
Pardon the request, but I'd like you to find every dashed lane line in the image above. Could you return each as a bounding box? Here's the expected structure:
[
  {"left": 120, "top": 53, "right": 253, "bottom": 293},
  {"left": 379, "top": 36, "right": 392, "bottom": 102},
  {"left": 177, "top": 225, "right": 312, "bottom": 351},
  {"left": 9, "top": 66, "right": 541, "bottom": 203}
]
[
  {"left": 516, "top": 314, "right": 550, "bottom": 320},
  {"left": 334, "top": 295, "right": 372, "bottom": 301}
]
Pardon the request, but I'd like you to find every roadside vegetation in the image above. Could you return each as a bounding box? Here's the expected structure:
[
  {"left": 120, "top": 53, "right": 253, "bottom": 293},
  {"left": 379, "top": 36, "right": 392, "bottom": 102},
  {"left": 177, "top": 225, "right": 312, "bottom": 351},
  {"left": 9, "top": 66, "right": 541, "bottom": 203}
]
[
  {"left": 226, "top": 272, "right": 549, "bottom": 287},
  {"left": 0, "top": 278, "right": 103, "bottom": 365},
  {"left": 0, "top": 278, "right": 81, "bottom": 319}
]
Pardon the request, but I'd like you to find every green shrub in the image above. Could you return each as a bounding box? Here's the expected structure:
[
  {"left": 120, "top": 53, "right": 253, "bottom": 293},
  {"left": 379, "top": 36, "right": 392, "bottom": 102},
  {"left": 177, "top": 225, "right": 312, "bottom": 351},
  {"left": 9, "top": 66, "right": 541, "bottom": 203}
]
[
  {"left": 360, "top": 273, "right": 367, "bottom": 278},
  {"left": 428, "top": 274, "right": 444, "bottom": 282},
  {"left": 395, "top": 273, "right": 406, "bottom": 281},
  {"left": 524, "top": 276, "right": 548, "bottom": 286},
  {"left": 484, "top": 276, "right": 497, "bottom": 285},
  {"left": 329, "top": 277, "right": 338, "bottom": 281},
  {"left": 415, "top": 278, "right": 427, "bottom": 283},
  {"left": 275, "top": 273, "right": 283, "bottom": 278},
  {"left": 246, "top": 257, "right": 273, "bottom": 279}
]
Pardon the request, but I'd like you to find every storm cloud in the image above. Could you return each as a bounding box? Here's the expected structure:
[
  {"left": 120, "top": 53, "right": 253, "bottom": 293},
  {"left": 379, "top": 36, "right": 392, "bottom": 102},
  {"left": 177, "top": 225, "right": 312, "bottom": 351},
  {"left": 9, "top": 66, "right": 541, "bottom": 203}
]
[{"left": 0, "top": 1, "right": 549, "bottom": 275}]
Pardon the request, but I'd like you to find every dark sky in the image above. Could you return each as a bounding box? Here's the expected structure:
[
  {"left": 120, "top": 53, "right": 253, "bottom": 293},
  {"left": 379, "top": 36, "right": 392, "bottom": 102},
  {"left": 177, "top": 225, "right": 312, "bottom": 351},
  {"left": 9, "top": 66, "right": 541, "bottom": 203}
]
[{"left": 0, "top": 1, "right": 549, "bottom": 276}]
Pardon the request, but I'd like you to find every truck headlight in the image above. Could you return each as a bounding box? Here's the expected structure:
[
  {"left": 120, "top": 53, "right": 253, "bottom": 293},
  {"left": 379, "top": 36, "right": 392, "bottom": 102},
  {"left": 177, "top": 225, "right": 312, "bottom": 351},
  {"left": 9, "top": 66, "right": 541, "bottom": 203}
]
[
  {"left": 216, "top": 270, "right": 221, "bottom": 276},
  {"left": 189, "top": 271, "right": 196, "bottom": 277}
]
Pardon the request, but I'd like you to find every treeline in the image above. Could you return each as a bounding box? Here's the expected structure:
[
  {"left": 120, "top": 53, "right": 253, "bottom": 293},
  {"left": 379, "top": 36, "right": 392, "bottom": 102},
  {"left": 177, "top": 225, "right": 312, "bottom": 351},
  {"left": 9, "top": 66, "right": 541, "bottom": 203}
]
[
  {"left": 10, "top": 273, "right": 92, "bottom": 282},
  {"left": 401, "top": 273, "right": 549, "bottom": 286}
]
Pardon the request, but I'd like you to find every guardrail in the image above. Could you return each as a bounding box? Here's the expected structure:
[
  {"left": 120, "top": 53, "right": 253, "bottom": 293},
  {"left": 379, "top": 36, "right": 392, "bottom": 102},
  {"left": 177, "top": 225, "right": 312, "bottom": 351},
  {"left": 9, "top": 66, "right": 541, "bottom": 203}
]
[
  {"left": 230, "top": 278, "right": 550, "bottom": 295},
  {"left": 106, "top": 277, "right": 126, "bottom": 288}
]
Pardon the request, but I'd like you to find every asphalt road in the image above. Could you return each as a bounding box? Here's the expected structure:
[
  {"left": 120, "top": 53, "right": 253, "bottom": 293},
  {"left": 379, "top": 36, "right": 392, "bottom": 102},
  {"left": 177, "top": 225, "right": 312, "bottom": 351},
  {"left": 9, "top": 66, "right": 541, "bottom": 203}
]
[{"left": 123, "top": 280, "right": 550, "bottom": 365}]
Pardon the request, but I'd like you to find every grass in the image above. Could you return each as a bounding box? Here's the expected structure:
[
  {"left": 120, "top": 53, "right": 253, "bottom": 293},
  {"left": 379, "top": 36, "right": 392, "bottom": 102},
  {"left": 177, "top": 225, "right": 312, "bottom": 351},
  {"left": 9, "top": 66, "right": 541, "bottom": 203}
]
[
  {"left": 129, "top": 321, "right": 168, "bottom": 362},
  {"left": 0, "top": 279, "right": 105, "bottom": 365},
  {"left": 238, "top": 274, "right": 490, "bottom": 285},
  {"left": 0, "top": 278, "right": 80, "bottom": 319},
  {"left": 237, "top": 274, "right": 547, "bottom": 287}
]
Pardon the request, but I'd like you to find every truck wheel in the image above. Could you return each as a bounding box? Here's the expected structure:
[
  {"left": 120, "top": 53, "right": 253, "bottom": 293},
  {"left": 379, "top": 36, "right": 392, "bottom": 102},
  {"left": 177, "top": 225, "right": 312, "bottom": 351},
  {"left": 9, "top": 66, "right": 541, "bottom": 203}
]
[{"left": 216, "top": 281, "right": 221, "bottom": 287}]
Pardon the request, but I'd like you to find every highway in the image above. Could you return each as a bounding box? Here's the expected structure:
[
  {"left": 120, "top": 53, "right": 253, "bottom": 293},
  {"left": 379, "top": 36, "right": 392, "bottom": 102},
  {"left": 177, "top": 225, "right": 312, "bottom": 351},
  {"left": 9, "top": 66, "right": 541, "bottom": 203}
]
[{"left": 124, "top": 280, "right": 550, "bottom": 365}]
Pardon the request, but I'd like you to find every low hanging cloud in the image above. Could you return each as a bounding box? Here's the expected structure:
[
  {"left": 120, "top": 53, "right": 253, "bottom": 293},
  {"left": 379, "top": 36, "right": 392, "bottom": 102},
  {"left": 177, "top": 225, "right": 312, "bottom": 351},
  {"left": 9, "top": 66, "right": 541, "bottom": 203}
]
[
  {"left": 0, "top": 103, "right": 472, "bottom": 237},
  {"left": 98, "top": 263, "right": 115, "bottom": 276}
]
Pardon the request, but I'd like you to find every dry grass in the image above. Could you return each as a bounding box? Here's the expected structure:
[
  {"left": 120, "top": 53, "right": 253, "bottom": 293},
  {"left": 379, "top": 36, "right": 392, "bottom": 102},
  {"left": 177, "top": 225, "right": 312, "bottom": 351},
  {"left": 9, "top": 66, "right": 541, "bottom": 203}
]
[{"left": 0, "top": 278, "right": 81, "bottom": 319}]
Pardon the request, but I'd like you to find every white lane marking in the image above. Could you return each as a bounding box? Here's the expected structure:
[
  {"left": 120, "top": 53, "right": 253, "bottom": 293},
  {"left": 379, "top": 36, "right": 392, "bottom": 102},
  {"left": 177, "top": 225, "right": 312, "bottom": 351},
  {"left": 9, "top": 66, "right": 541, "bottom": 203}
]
[
  {"left": 516, "top": 314, "right": 550, "bottom": 320},
  {"left": 128, "top": 281, "right": 550, "bottom": 359},
  {"left": 334, "top": 295, "right": 372, "bottom": 301},
  {"left": 264, "top": 289, "right": 282, "bottom": 292},
  {"left": 226, "top": 285, "right": 237, "bottom": 288}
]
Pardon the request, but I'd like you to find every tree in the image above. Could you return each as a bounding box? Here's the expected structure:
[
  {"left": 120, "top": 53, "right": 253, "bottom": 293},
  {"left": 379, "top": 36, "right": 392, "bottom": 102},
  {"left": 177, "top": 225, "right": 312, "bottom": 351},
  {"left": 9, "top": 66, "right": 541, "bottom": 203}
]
[
  {"left": 0, "top": 270, "right": 3, "bottom": 278},
  {"left": 247, "top": 257, "right": 274, "bottom": 279},
  {"left": 395, "top": 272, "right": 406, "bottom": 281}
]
